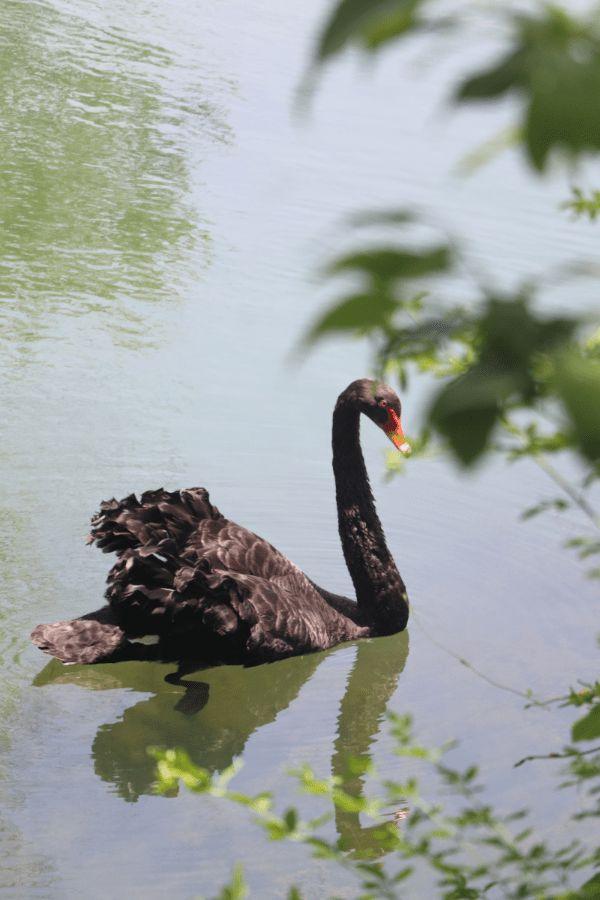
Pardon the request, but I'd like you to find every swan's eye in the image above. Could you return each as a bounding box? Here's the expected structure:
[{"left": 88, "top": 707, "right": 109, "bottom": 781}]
[{"left": 377, "top": 399, "right": 388, "bottom": 408}]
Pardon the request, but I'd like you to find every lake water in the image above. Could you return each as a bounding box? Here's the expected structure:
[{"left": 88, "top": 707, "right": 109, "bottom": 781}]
[{"left": 0, "top": 0, "right": 598, "bottom": 896}]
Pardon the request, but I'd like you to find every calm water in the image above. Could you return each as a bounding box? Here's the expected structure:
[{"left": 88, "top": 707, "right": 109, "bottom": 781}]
[{"left": 1, "top": 0, "right": 598, "bottom": 896}]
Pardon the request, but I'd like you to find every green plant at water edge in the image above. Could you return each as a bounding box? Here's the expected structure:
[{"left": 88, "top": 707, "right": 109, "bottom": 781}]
[{"left": 151, "top": 707, "right": 600, "bottom": 898}]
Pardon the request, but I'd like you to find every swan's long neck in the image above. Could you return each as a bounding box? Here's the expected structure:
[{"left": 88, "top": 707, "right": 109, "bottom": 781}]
[{"left": 332, "top": 402, "right": 408, "bottom": 634}]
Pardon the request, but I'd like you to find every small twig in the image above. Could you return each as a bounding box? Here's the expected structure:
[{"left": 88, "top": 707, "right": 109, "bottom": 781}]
[
  {"left": 524, "top": 693, "right": 570, "bottom": 709},
  {"left": 500, "top": 417, "right": 600, "bottom": 530},
  {"left": 533, "top": 453, "right": 600, "bottom": 531},
  {"left": 411, "top": 611, "right": 549, "bottom": 706},
  {"left": 514, "top": 746, "right": 600, "bottom": 768}
]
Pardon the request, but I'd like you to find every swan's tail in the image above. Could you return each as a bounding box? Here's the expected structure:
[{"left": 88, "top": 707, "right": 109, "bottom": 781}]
[
  {"left": 87, "top": 487, "right": 222, "bottom": 557},
  {"left": 30, "top": 607, "right": 127, "bottom": 664},
  {"left": 85, "top": 487, "right": 226, "bottom": 643}
]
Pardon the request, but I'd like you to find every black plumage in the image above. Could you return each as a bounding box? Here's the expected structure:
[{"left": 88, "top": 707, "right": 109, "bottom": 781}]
[{"left": 31, "top": 379, "right": 410, "bottom": 665}]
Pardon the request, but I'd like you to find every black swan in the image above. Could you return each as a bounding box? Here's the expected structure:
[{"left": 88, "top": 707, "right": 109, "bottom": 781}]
[{"left": 31, "top": 378, "right": 410, "bottom": 665}]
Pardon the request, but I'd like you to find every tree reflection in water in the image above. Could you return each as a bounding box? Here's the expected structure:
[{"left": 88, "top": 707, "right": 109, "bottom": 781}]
[
  {"left": 0, "top": 0, "right": 230, "bottom": 356},
  {"left": 34, "top": 631, "right": 409, "bottom": 857}
]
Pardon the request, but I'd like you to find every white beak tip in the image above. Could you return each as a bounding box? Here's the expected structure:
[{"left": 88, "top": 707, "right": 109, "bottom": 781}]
[{"left": 399, "top": 442, "right": 411, "bottom": 455}]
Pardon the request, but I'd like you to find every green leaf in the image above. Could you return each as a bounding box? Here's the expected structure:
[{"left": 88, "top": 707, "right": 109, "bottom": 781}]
[
  {"left": 458, "top": 47, "right": 526, "bottom": 101},
  {"left": 562, "top": 187, "right": 600, "bottom": 221},
  {"left": 150, "top": 747, "right": 214, "bottom": 795},
  {"left": 478, "top": 296, "right": 574, "bottom": 390},
  {"left": 316, "top": 0, "right": 427, "bottom": 62},
  {"left": 214, "top": 865, "right": 247, "bottom": 900},
  {"left": 457, "top": 7, "right": 600, "bottom": 170},
  {"left": 456, "top": 126, "right": 521, "bottom": 176},
  {"left": 527, "top": 64, "right": 600, "bottom": 170},
  {"left": 343, "top": 754, "right": 374, "bottom": 777},
  {"left": 283, "top": 807, "right": 298, "bottom": 833},
  {"left": 305, "top": 239, "right": 453, "bottom": 346},
  {"left": 554, "top": 352, "right": 600, "bottom": 462},
  {"left": 575, "top": 872, "right": 600, "bottom": 898},
  {"left": 572, "top": 704, "right": 600, "bottom": 742},
  {"left": 520, "top": 498, "right": 569, "bottom": 519},
  {"left": 305, "top": 293, "right": 397, "bottom": 343},
  {"left": 426, "top": 297, "right": 576, "bottom": 465},
  {"left": 392, "top": 867, "right": 414, "bottom": 883},
  {"left": 331, "top": 788, "right": 369, "bottom": 813},
  {"left": 329, "top": 246, "right": 451, "bottom": 282},
  {"left": 429, "top": 370, "right": 508, "bottom": 465}
]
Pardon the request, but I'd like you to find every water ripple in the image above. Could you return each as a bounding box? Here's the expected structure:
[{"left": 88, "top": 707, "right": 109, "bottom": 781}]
[{"left": 0, "top": 0, "right": 232, "bottom": 355}]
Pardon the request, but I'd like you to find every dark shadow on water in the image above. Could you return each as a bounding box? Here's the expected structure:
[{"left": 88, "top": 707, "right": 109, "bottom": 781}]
[
  {"left": 33, "top": 651, "right": 325, "bottom": 801},
  {"left": 34, "top": 631, "right": 409, "bottom": 856}
]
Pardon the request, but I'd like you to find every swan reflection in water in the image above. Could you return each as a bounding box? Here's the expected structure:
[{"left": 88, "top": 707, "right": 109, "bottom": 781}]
[{"left": 34, "top": 630, "right": 409, "bottom": 858}]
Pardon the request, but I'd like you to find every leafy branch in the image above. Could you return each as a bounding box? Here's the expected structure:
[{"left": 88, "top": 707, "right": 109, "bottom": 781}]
[{"left": 152, "top": 712, "right": 599, "bottom": 899}]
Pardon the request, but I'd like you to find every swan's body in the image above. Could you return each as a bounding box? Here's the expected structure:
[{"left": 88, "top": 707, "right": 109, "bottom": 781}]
[{"left": 31, "top": 379, "right": 410, "bottom": 665}]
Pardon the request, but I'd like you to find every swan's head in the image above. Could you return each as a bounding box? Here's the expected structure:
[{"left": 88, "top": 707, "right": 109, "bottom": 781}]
[{"left": 339, "top": 378, "right": 411, "bottom": 455}]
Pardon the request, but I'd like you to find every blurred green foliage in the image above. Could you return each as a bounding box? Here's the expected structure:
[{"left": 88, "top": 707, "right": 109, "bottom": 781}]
[
  {"left": 308, "top": 214, "right": 599, "bottom": 470},
  {"left": 455, "top": 6, "right": 600, "bottom": 170},
  {"left": 317, "top": 1, "right": 600, "bottom": 170},
  {"left": 307, "top": 0, "right": 600, "bottom": 580},
  {"left": 562, "top": 189, "right": 600, "bottom": 222},
  {"left": 315, "top": 0, "right": 430, "bottom": 60}
]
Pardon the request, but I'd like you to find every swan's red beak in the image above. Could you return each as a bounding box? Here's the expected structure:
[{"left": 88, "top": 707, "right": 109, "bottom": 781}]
[{"left": 384, "top": 408, "right": 411, "bottom": 455}]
